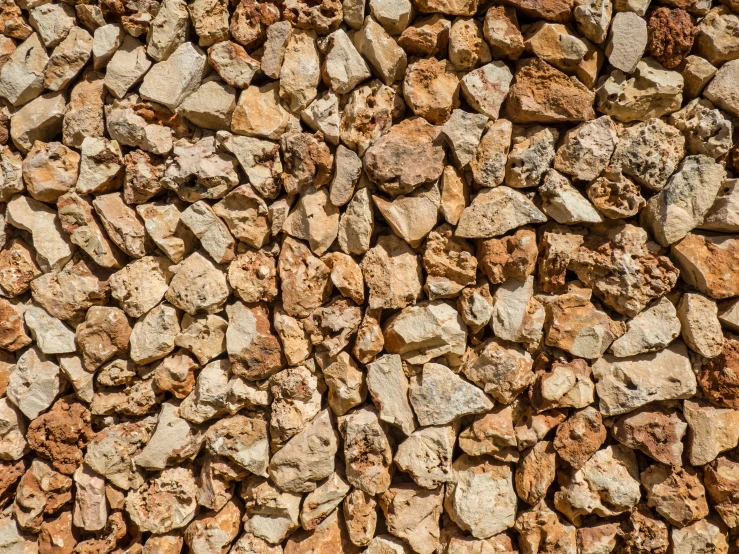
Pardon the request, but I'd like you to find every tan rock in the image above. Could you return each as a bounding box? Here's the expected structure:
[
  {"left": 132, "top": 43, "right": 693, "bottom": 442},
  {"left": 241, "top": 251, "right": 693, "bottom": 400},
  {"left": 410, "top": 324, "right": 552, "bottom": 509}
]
[
  {"left": 7, "top": 346, "right": 62, "bottom": 419},
  {"left": 458, "top": 405, "right": 518, "bottom": 462},
  {"left": 338, "top": 406, "right": 393, "bottom": 495},
  {"left": 339, "top": 80, "right": 403, "bottom": 155},
  {"left": 367, "top": 353, "right": 417, "bottom": 435},
  {"left": 129, "top": 302, "right": 180, "bottom": 364},
  {"left": 586, "top": 173, "right": 646, "bottom": 219},
  {"left": 606, "top": 12, "right": 648, "bottom": 73},
  {"left": 539, "top": 169, "right": 603, "bottom": 224},
  {"left": 684, "top": 399, "right": 739, "bottom": 467},
  {"left": 362, "top": 234, "right": 422, "bottom": 310},
  {"left": 449, "top": 17, "right": 490, "bottom": 70},
  {"left": 10, "top": 92, "right": 66, "bottom": 155},
  {"left": 461, "top": 338, "right": 534, "bottom": 403},
  {"left": 456, "top": 187, "right": 547, "bottom": 239},
  {"left": 166, "top": 251, "right": 230, "bottom": 315},
  {"left": 516, "top": 440, "right": 556, "bottom": 505},
  {"left": 611, "top": 403, "right": 687, "bottom": 466},
  {"left": 641, "top": 464, "right": 709, "bottom": 527},
  {"left": 278, "top": 237, "right": 332, "bottom": 318},
  {"left": 242, "top": 477, "right": 301, "bottom": 544},
  {"left": 678, "top": 293, "right": 724, "bottom": 358},
  {"left": 231, "top": 83, "right": 293, "bottom": 140},
  {"left": 514, "top": 500, "right": 577, "bottom": 554},
  {"left": 395, "top": 425, "right": 456, "bottom": 489},
  {"left": 398, "top": 14, "right": 450, "bottom": 57},
  {"left": 380, "top": 484, "right": 444, "bottom": 554},
  {"left": 126, "top": 466, "right": 199, "bottom": 533},
  {"left": 505, "top": 125, "right": 558, "bottom": 189},
  {"left": 529, "top": 359, "right": 595, "bottom": 411},
  {"left": 374, "top": 182, "right": 440, "bottom": 249},
  {"left": 0, "top": 239, "right": 40, "bottom": 298},
  {"left": 22, "top": 141, "right": 80, "bottom": 202},
  {"left": 524, "top": 22, "right": 588, "bottom": 72},
  {"left": 483, "top": 6, "right": 524, "bottom": 59},
  {"left": 403, "top": 58, "right": 459, "bottom": 124},
  {"left": 354, "top": 16, "right": 407, "bottom": 85},
  {"left": 208, "top": 41, "right": 260, "bottom": 89},
  {"left": 672, "top": 233, "right": 739, "bottom": 299},
  {"left": 610, "top": 297, "right": 681, "bottom": 357},
  {"left": 553, "top": 115, "right": 617, "bottom": 182},
  {"left": 226, "top": 301, "right": 284, "bottom": 381},
  {"left": 136, "top": 201, "right": 196, "bottom": 263}
]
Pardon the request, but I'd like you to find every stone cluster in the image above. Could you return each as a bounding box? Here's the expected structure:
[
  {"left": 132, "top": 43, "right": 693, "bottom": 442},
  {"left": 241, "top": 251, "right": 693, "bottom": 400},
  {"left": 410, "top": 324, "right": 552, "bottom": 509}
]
[{"left": 1, "top": 0, "right": 739, "bottom": 552}]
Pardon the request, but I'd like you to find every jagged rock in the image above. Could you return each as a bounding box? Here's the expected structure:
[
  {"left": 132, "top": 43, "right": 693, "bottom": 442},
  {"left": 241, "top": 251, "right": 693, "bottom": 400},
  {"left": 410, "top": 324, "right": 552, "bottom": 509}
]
[
  {"left": 553, "top": 406, "right": 606, "bottom": 469},
  {"left": 354, "top": 16, "right": 407, "bottom": 85},
  {"left": 395, "top": 425, "right": 456, "bottom": 489},
  {"left": 612, "top": 403, "right": 687, "bottom": 466},
  {"left": 380, "top": 484, "right": 444, "bottom": 554},
  {"left": 553, "top": 116, "right": 617, "bottom": 182},
  {"left": 456, "top": 187, "right": 547, "bottom": 239},
  {"left": 641, "top": 464, "right": 709, "bottom": 527},
  {"left": 367, "top": 354, "right": 416, "bottom": 435},
  {"left": 505, "top": 125, "right": 558, "bottom": 189},
  {"left": 611, "top": 297, "right": 681, "bottom": 357},
  {"left": 672, "top": 233, "right": 739, "bottom": 299},
  {"left": 459, "top": 405, "right": 518, "bottom": 462},
  {"left": 678, "top": 293, "right": 724, "bottom": 358},
  {"left": 338, "top": 405, "right": 393, "bottom": 496},
  {"left": 125, "top": 466, "right": 199, "bottom": 533},
  {"left": 683, "top": 399, "right": 739, "bottom": 466}
]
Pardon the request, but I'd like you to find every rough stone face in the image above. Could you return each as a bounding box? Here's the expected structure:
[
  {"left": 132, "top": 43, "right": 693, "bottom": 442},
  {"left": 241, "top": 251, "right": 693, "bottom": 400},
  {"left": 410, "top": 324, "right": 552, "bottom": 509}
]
[
  {"left": 456, "top": 187, "right": 547, "bottom": 239},
  {"left": 125, "top": 466, "right": 199, "bottom": 534},
  {"left": 338, "top": 405, "right": 393, "bottom": 496},
  {"left": 641, "top": 464, "right": 709, "bottom": 527},
  {"left": 611, "top": 403, "right": 687, "bottom": 466}
]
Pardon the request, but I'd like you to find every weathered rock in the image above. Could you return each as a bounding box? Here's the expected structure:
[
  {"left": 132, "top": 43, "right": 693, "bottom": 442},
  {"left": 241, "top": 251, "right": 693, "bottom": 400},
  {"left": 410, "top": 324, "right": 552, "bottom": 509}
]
[
  {"left": 456, "top": 187, "right": 547, "bottom": 239},
  {"left": 516, "top": 440, "right": 556, "bottom": 505},
  {"left": 669, "top": 98, "right": 733, "bottom": 160},
  {"left": 515, "top": 500, "right": 577, "bottom": 554},
  {"left": 678, "top": 293, "right": 724, "bottom": 358},
  {"left": 354, "top": 16, "right": 407, "bottom": 85},
  {"left": 683, "top": 399, "right": 739, "bottom": 466},
  {"left": 539, "top": 170, "right": 603, "bottom": 224},
  {"left": 641, "top": 464, "right": 709, "bottom": 527},
  {"left": 362, "top": 234, "right": 422, "bottom": 310},
  {"left": 459, "top": 405, "right": 518, "bottom": 462},
  {"left": 338, "top": 405, "right": 393, "bottom": 496},
  {"left": 129, "top": 303, "right": 180, "bottom": 364},
  {"left": 395, "top": 425, "right": 456, "bottom": 489},
  {"left": 126, "top": 466, "right": 199, "bottom": 534},
  {"left": 612, "top": 403, "right": 686, "bottom": 466},
  {"left": 380, "top": 484, "right": 444, "bottom": 554},
  {"left": 553, "top": 116, "right": 617, "bottom": 182},
  {"left": 398, "top": 14, "right": 450, "bottom": 57},
  {"left": 672, "top": 233, "right": 739, "bottom": 299},
  {"left": 606, "top": 12, "right": 648, "bottom": 73},
  {"left": 505, "top": 125, "right": 558, "bottom": 189}
]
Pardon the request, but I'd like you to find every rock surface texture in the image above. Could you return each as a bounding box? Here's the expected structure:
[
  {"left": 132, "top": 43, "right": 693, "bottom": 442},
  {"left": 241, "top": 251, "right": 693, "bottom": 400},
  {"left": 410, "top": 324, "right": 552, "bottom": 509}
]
[{"left": 1, "top": 0, "right": 739, "bottom": 552}]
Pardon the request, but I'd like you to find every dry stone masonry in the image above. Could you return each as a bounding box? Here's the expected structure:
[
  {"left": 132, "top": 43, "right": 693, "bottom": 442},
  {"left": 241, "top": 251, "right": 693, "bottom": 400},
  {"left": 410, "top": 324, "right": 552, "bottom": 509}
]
[{"left": 2, "top": 0, "right": 739, "bottom": 552}]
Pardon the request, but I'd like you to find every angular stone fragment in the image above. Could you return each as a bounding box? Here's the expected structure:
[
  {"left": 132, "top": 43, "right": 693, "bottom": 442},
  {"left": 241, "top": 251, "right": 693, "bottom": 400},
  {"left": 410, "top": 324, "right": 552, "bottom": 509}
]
[
  {"left": 340, "top": 80, "right": 403, "bottom": 155},
  {"left": 516, "top": 440, "right": 556, "bottom": 505},
  {"left": 462, "top": 338, "right": 534, "bottom": 403},
  {"left": 129, "top": 303, "right": 180, "bottom": 364},
  {"left": 641, "top": 464, "right": 709, "bottom": 527},
  {"left": 208, "top": 41, "right": 260, "bottom": 89},
  {"left": 529, "top": 359, "right": 595, "bottom": 411},
  {"left": 354, "top": 16, "right": 407, "bottom": 85},
  {"left": 137, "top": 202, "right": 195, "bottom": 263},
  {"left": 11, "top": 92, "right": 66, "bottom": 155},
  {"left": 395, "top": 425, "right": 456, "bottom": 489},
  {"left": 612, "top": 403, "right": 686, "bottom": 466},
  {"left": 678, "top": 293, "right": 724, "bottom": 358},
  {"left": 231, "top": 83, "right": 293, "bottom": 140},
  {"left": 7, "top": 347, "right": 62, "bottom": 419},
  {"left": 515, "top": 500, "right": 577, "bottom": 554},
  {"left": 24, "top": 306, "right": 75, "bottom": 355},
  {"left": 445, "top": 455, "right": 517, "bottom": 539},
  {"left": 704, "top": 457, "right": 739, "bottom": 528},
  {"left": 505, "top": 125, "right": 558, "bottom": 189},
  {"left": 681, "top": 55, "right": 716, "bottom": 98},
  {"left": 14, "top": 457, "right": 72, "bottom": 532},
  {"left": 166, "top": 251, "right": 230, "bottom": 315},
  {"left": 0, "top": 239, "right": 39, "bottom": 298},
  {"left": 669, "top": 98, "right": 733, "bottom": 159},
  {"left": 539, "top": 170, "right": 603, "bottom": 224},
  {"left": 380, "top": 484, "right": 444, "bottom": 554},
  {"left": 242, "top": 477, "right": 301, "bottom": 544},
  {"left": 672, "top": 233, "right": 739, "bottom": 299},
  {"left": 610, "top": 297, "right": 680, "bottom": 357},
  {"left": 362, "top": 234, "right": 422, "bottom": 310},
  {"left": 459, "top": 405, "right": 518, "bottom": 462},
  {"left": 683, "top": 399, "right": 739, "bottom": 467},
  {"left": 553, "top": 406, "right": 606, "bottom": 469},
  {"left": 226, "top": 301, "right": 284, "bottom": 380},
  {"left": 593, "top": 342, "right": 696, "bottom": 416},
  {"left": 596, "top": 58, "right": 684, "bottom": 123},
  {"left": 188, "top": 0, "right": 229, "bottom": 46},
  {"left": 280, "top": 132, "right": 333, "bottom": 196},
  {"left": 606, "top": 12, "right": 648, "bottom": 73},
  {"left": 0, "top": 33, "right": 47, "bottom": 107},
  {"left": 456, "top": 187, "right": 547, "bottom": 239},
  {"left": 524, "top": 21, "right": 588, "bottom": 72},
  {"left": 126, "top": 466, "right": 199, "bottom": 534},
  {"left": 587, "top": 173, "right": 646, "bottom": 219},
  {"left": 269, "top": 410, "right": 338, "bottom": 493},
  {"left": 279, "top": 237, "right": 332, "bottom": 318},
  {"left": 22, "top": 141, "right": 80, "bottom": 203},
  {"left": 339, "top": 405, "right": 393, "bottom": 495},
  {"left": 105, "top": 36, "right": 152, "bottom": 99},
  {"left": 506, "top": 58, "right": 595, "bottom": 124},
  {"left": 553, "top": 116, "right": 617, "bottom": 182}
]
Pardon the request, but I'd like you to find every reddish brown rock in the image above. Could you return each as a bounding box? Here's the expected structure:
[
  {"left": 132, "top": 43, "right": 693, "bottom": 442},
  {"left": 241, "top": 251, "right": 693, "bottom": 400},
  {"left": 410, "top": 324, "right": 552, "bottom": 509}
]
[
  {"left": 647, "top": 8, "right": 697, "bottom": 69},
  {"left": 672, "top": 234, "right": 739, "bottom": 300},
  {"left": 398, "top": 15, "right": 451, "bottom": 57},
  {"left": 506, "top": 57, "right": 595, "bottom": 124},
  {"left": 611, "top": 404, "right": 687, "bottom": 466},
  {"left": 697, "top": 338, "right": 739, "bottom": 410},
  {"left": 283, "top": 0, "right": 342, "bottom": 35},
  {"left": 38, "top": 511, "right": 77, "bottom": 554},
  {"left": 0, "top": 238, "right": 41, "bottom": 297},
  {"left": 477, "top": 228, "right": 538, "bottom": 285},
  {"left": 704, "top": 456, "right": 739, "bottom": 528},
  {"left": 26, "top": 396, "right": 94, "bottom": 475},
  {"left": 617, "top": 504, "right": 669, "bottom": 554},
  {"left": 0, "top": 459, "right": 26, "bottom": 509},
  {"left": 0, "top": 297, "right": 32, "bottom": 351},
  {"left": 75, "top": 306, "right": 132, "bottom": 371},
  {"left": 641, "top": 464, "right": 709, "bottom": 527},
  {"left": 553, "top": 406, "right": 607, "bottom": 469},
  {"left": 500, "top": 0, "right": 573, "bottom": 22}
]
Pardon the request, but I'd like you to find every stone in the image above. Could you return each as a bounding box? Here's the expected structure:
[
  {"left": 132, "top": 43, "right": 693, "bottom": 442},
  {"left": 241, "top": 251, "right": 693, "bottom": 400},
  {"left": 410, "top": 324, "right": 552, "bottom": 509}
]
[
  {"left": 185, "top": 500, "right": 241, "bottom": 554},
  {"left": 491, "top": 276, "right": 544, "bottom": 346},
  {"left": 672, "top": 233, "right": 739, "bottom": 299},
  {"left": 0, "top": 397, "right": 27, "bottom": 461},
  {"left": 642, "top": 155, "right": 725, "bottom": 246},
  {"left": 553, "top": 116, "right": 617, "bottom": 182},
  {"left": 573, "top": 0, "right": 611, "bottom": 44},
  {"left": 596, "top": 58, "right": 684, "bottom": 123},
  {"left": 338, "top": 406, "right": 393, "bottom": 495},
  {"left": 553, "top": 406, "right": 607, "bottom": 470},
  {"left": 139, "top": 42, "right": 207, "bottom": 111},
  {"left": 362, "top": 234, "right": 422, "bottom": 309},
  {"left": 231, "top": 83, "right": 293, "bottom": 140},
  {"left": 188, "top": 0, "right": 229, "bottom": 46},
  {"left": 612, "top": 403, "right": 687, "bottom": 466},
  {"left": 524, "top": 22, "right": 587, "bottom": 72},
  {"left": 695, "top": 7, "right": 739, "bottom": 66},
  {"left": 669, "top": 98, "right": 733, "bottom": 159},
  {"left": 10, "top": 92, "right": 66, "bottom": 154},
  {"left": 505, "top": 125, "right": 558, "bottom": 189},
  {"left": 205, "top": 415, "right": 269, "bottom": 476},
  {"left": 477, "top": 228, "right": 537, "bottom": 285},
  {"left": 529, "top": 359, "right": 595, "bottom": 411},
  {"left": 671, "top": 519, "right": 729, "bottom": 554},
  {"left": 571, "top": 221, "right": 679, "bottom": 316},
  {"left": 374, "top": 182, "right": 440, "bottom": 249},
  {"left": 242, "top": 477, "right": 301, "bottom": 544},
  {"left": 587, "top": 173, "right": 646, "bottom": 219},
  {"left": 461, "top": 338, "right": 534, "bottom": 403},
  {"left": 422, "top": 223, "right": 476, "bottom": 299},
  {"left": 92, "top": 23, "right": 124, "bottom": 70},
  {"left": 593, "top": 342, "right": 697, "bottom": 416},
  {"left": 280, "top": 29, "right": 320, "bottom": 112},
  {"left": 129, "top": 303, "right": 180, "bottom": 364},
  {"left": 678, "top": 293, "right": 724, "bottom": 358},
  {"left": 0, "top": 239, "right": 40, "bottom": 298},
  {"left": 166, "top": 251, "right": 230, "bottom": 315},
  {"left": 440, "top": 110, "right": 488, "bottom": 169},
  {"left": 126, "top": 466, "right": 199, "bottom": 533},
  {"left": 283, "top": 187, "right": 339, "bottom": 255},
  {"left": 641, "top": 464, "right": 709, "bottom": 527},
  {"left": 301, "top": 91, "right": 340, "bottom": 146},
  {"left": 75, "top": 137, "right": 124, "bottom": 195},
  {"left": 704, "top": 457, "right": 739, "bottom": 528},
  {"left": 610, "top": 297, "right": 681, "bottom": 357},
  {"left": 606, "top": 12, "right": 648, "bottom": 73},
  {"left": 44, "top": 27, "right": 93, "bottom": 91},
  {"left": 268, "top": 410, "right": 338, "bottom": 493},
  {"left": 456, "top": 187, "right": 547, "bottom": 239},
  {"left": 7, "top": 347, "right": 62, "bottom": 419},
  {"left": 217, "top": 134, "right": 282, "bottom": 200},
  {"left": 93, "top": 192, "right": 150, "bottom": 257},
  {"left": 280, "top": 132, "right": 333, "bottom": 195},
  {"left": 72, "top": 464, "right": 107, "bottom": 531},
  {"left": 680, "top": 54, "right": 716, "bottom": 98},
  {"left": 366, "top": 354, "right": 416, "bottom": 435},
  {"left": 647, "top": 7, "right": 697, "bottom": 69},
  {"left": 444, "top": 455, "right": 517, "bottom": 539},
  {"left": 226, "top": 302, "right": 284, "bottom": 380},
  {"left": 340, "top": 80, "right": 403, "bottom": 155},
  {"left": 24, "top": 306, "right": 75, "bottom": 355},
  {"left": 300, "top": 472, "right": 350, "bottom": 530},
  {"left": 554, "top": 445, "right": 641, "bottom": 525},
  {"left": 353, "top": 17, "right": 407, "bottom": 85},
  {"left": 398, "top": 14, "right": 451, "bottom": 57},
  {"left": 506, "top": 57, "right": 595, "bottom": 123},
  {"left": 179, "top": 80, "right": 237, "bottom": 131},
  {"left": 208, "top": 41, "right": 260, "bottom": 89},
  {"left": 458, "top": 405, "right": 518, "bottom": 462},
  {"left": 516, "top": 440, "right": 556, "bottom": 505},
  {"left": 14, "top": 457, "right": 72, "bottom": 532},
  {"left": 449, "top": 17, "right": 490, "bottom": 70},
  {"left": 0, "top": 33, "right": 47, "bottom": 107},
  {"left": 515, "top": 500, "right": 577, "bottom": 554},
  {"left": 269, "top": 365, "right": 323, "bottom": 448},
  {"left": 137, "top": 202, "right": 195, "bottom": 263},
  {"left": 380, "top": 484, "right": 444, "bottom": 554},
  {"left": 180, "top": 201, "right": 235, "bottom": 264},
  {"left": 439, "top": 166, "right": 467, "bottom": 225},
  {"left": 539, "top": 170, "right": 603, "bottom": 224},
  {"left": 279, "top": 237, "right": 332, "bottom": 318},
  {"left": 22, "top": 141, "right": 80, "bottom": 203},
  {"left": 395, "top": 425, "right": 456, "bottom": 489},
  {"left": 683, "top": 399, "right": 739, "bottom": 466},
  {"left": 109, "top": 256, "right": 172, "bottom": 318},
  {"left": 403, "top": 58, "right": 459, "bottom": 124},
  {"left": 323, "top": 29, "right": 371, "bottom": 94},
  {"left": 104, "top": 35, "right": 152, "bottom": 99},
  {"left": 515, "top": 407, "right": 568, "bottom": 450}
]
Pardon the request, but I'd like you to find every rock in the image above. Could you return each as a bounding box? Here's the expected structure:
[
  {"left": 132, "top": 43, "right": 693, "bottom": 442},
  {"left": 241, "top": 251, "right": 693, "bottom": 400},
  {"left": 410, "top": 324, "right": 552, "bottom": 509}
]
[
  {"left": 339, "top": 80, "right": 402, "bottom": 156},
  {"left": 7, "top": 347, "right": 62, "bottom": 419},
  {"left": 226, "top": 301, "right": 284, "bottom": 380},
  {"left": 612, "top": 403, "right": 687, "bottom": 466},
  {"left": 506, "top": 57, "right": 595, "bottom": 123},
  {"left": 137, "top": 202, "right": 195, "bottom": 263},
  {"left": 362, "top": 234, "right": 422, "bottom": 310},
  {"left": 529, "top": 359, "right": 595, "bottom": 411},
  {"left": 458, "top": 405, "right": 518, "bottom": 462},
  {"left": 92, "top": 23, "right": 124, "bottom": 70},
  {"left": 353, "top": 16, "right": 407, "bottom": 85},
  {"left": 300, "top": 472, "right": 350, "bottom": 530},
  {"left": 515, "top": 407, "right": 568, "bottom": 450},
  {"left": 44, "top": 27, "right": 93, "bottom": 91},
  {"left": 647, "top": 7, "right": 697, "bottom": 69},
  {"left": 231, "top": 83, "right": 293, "bottom": 140},
  {"left": 205, "top": 415, "right": 269, "bottom": 476},
  {"left": 553, "top": 406, "right": 606, "bottom": 469},
  {"left": 683, "top": 399, "right": 739, "bottom": 466},
  {"left": 338, "top": 405, "right": 393, "bottom": 495},
  {"left": 146, "top": 0, "right": 188, "bottom": 61},
  {"left": 704, "top": 457, "right": 739, "bottom": 528},
  {"left": 610, "top": 297, "right": 681, "bottom": 357},
  {"left": 671, "top": 519, "right": 729, "bottom": 554},
  {"left": 570, "top": 221, "right": 679, "bottom": 316},
  {"left": 280, "top": 29, "right": 320, "bottom": 112},
  {"left": 279, "top": 237, "right": 332, "bottom": 318},
  {"left": 179, "top": 80, "right": 237, "bottom": 131},
  {"left": 185, "top": 500, "right": 241, "bottom": 554},
  {"left": 75, "top": 137, "right": 124, "bottom": 195},
  {"left": 606, "top": 12, "right": 648, "bottom": 73},
  {"left": 539, "top": 170, "right": 603, "bottom": 224},
  {"left": 535, "top": 224, "right": 582, "bottom": 292},
  {"left": 380, "top": 484, "right": 444, "bottom": 554},
  {"left": 524, "top": 22, "right": 587, "bottom": 72},
  {"left": 678, "top": 293, "right": 724, "bottom": 358},
  {"left": 104, "top": 35, "right": 152, "bottom": 99},
  {"left": 422, "top": 223, "right": 476, "bottom": 299},
  {"left": 11, "top": 92, "right": 66, "bottom": 154},
  {"left": 573, "top": 0, "right": 611, "bottom": 44},
  {"left": 0, "top": 33, "right": 47, "bottom": 107},
  {"left": 642, "top": 155, "right": 725, "bottom": 246},
  {"left": 505, "top": 125, "right": 558, "bottom": 189},
  {"left": 283, "top": 187, "right": 340, "bottom": 255},
  {"left": 553, "top": 116, "right": 617, "bottom": 182},
  {"left": 448, "top": 17, "right": 490, "bottom": 71},
  {"left": 166, "top": 251, "right": 230, "bottom": 315},
  {"left": 461, "top": 338, "right": 534, "bottom": 403},
  {"left": 410, "top": 363, "right": 492, "bottom": 426},
  {"left": 587, "top": 173, "right": 646, "bottom": 219},
  {"left": 515, "top": 500, "right": 577, "bottom": 554},
  {"left": 208, "top": 41, "right": 260, "bottom": 89},
  {"left": 227, "top": 248, "right": 278, "bottom": 304},
  {"left": 681, "top": 54, "right": 716, "bottom": 98},
  {"left": 611, "top": 117, "right": 685, "bottom": 191},
  {"left": 14, "top": 457, "right": 72, "bottom": 532},
  {"left": 672, "top": 233, "right": 739, "bottom": 299},
  {"left": 444, "top": 455, "right": 517, "bottom": 539},
  {"left": 280, "top": 132, "right": 333, "bottom": 196},
  {"left": 491, "top": 276, "right": 544, "bottom": 346},
  {"left": 126, "top": 466, "right": 199, "bottom": 533},
  {"left": 329, "top": 146, "right": 362, "bottom": 208},
  {"left": 395, "top": 425, "right": 456, "bottom": 489},
  {"left": 641, "top": 464, "right": 709, "bottom": 527},
  {"left": 268, "top": 410, "right": 338, "bottom": 493},
  {"left": 129, "top": 303, "right": 180, "bottom": 364},
  {"left": 596, "top": 58, "right": 684, "bottom": 123},
  {"left": 93, "top": 192, "right": 150, "bottom": 258},
  {"left": 180, "top": 201, "right": 235, "bottom": 264},
  {"left": 374, "top": 182, "right": 440, "bottom": 249},
  {"left": 72, "top": 464, "right": 107, "bottom": 531},
  {"left": 457, "top": 63, "right": 512, "bottom": 122},
  {"left": 109, "top": 256, "right": 172, "bottom": 318},
  {"left": 477, "top": 228, "right": 537, "bottom": 284},
  {"left": 554, "top": 445, "right": 641, "bottom": 525},
  {"left": 0, "top": 397, "right": 27, "bottom": 461},
  {"left": 366, "top": 354, "right": 416, "bottom": 435},
  {"left": 516, "top": 440, "right": 556, "bottom": 505},
  {"left": 24, "top": 306, "right": 75, "bottom": 355},
  {"left": 398, "top": 14, "right": 450, "bottom": 57},
  {"left": 695, "top": 7, "right": 739, "bottom": 66},
  {"left": 364, "top": 116, "right": 445, "bottom": 197},
  {"left": 188, "top": 0, "right": 229, "bottom": 46},
  {"left": 439, "top": 167, "right": 467, "bottom": 225},
  {"left": 0, "top": 239, "right": 39, "bottom": 298},
  {"left": 242, "top": 477, "right": 301, "bottom": 544},
  {"left": 592, "top": 341, "right": 696, "bottom": 416},
  {"left": 697, "top": 338, "right": 739, "bottom": 409},
  {"left": 669, "top": 98, "right": 733, "bottom": 160},
  {"left": 323, "top": 29, "right": 371, "bottom": 94},
  {"left": 22, "top": 141, "right": 80, "bottom": 203},
  {"left": 231, "top": 534, "right": 285, "bottom": 554},
  {"left": 456, "top": 187, "right": 547, "bottom": 239}
]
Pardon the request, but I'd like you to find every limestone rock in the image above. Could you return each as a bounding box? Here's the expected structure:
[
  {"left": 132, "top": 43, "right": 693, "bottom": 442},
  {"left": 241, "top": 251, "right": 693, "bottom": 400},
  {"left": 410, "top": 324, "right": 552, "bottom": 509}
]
[
  {"left": 505, "top": 125, "right": 558, "bottom": 189},
  {"left": 231, "top": 83, "right": 293, "bottom": 140},
  {"left": 672, "top": 233, "right": 739, "bottom": 299},
  {"left": 353, "top": 16, "right": 407, "bottom": 85},
  {"left": 553, "top": 406, "right": 606, "bottom": 470},
  {"left": 242, "top": 477, "right": 301, "bottom": 544},
  {"left": 524, "top": 22, "right": 588, "bottom": 72},
  {"left": 683, "top": 399, "right": 739, "bottom": 467},
  {"left": 104, "top": 35, "right": 152, "bottom": 99},
  {"left": 459, "top": 62, "right": 512, "bottom": 120},
  {"left": 226, "top": 301, "right": 284, "bottom": 381},
  {"left": 553, "top": 116, "right": 617, "bottom": 182},
  {"left": 7, "top": 347, "right": 62, "bottom": 419},
  {"left": 166, "top": 251, "right": 230, "bottom": 315},
  {"left": 458, "top": 405, "right": 518, "bottom": 462},
  {"left": 280, "top": 29, "right": 320, "bottom": 112},
  {"left": 338, "top": 406, "right": 393, "bottom": 496},
  {"left": 539, "top": 170, "right": 603, "bottom": 224},
  {"left": 610, "top": 297, "right": 681, "bottom": 357},
  {"left": 606, "top": 12, "right": 648, "bottom": 73},
  {"left": 641, "top": 464, "right": 709, "bottom": 527},
  {"left": 612, "top": 403, "right": 687, "bottom": 466},
  {"left": 24, "top": 306, "right": 75, "bottom": 355},
  {"left": 362, "top": 234, "right": 422, "bottom": 310},
  {"left": 669, "top": 98, "right": 733, "bottom": 159},
  {"left": 456, "top": 187, "right": 547, "bottom": 239},
  {"left": 129, "top": 303, "right": 180, "bottom": 364},
  {"left": 461, "top": 338, "right": 534, "bottom": 403},
  {"left": 516, "top": 440, "right": 556, "bottom": 505},
  {"left": 395, "top": 425, "right": 456, "bottom": 489},
  {"left": 208, "top": 41, "right": 260, "bottom": 88},
  {"left": 279, "top": 237, "right": 332, "bottom": 318},
  {"left": 380, "top": 484, "right": 444, "bottom": 554},
  {"left": 0, "top": 33, "right": 47, "bottom": 107},
  {"left": 678, "top": 293, "right": 724, "bottom": 358},
  {"left": 125, "top": 466, "right": 199, "bottom": 533}
]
